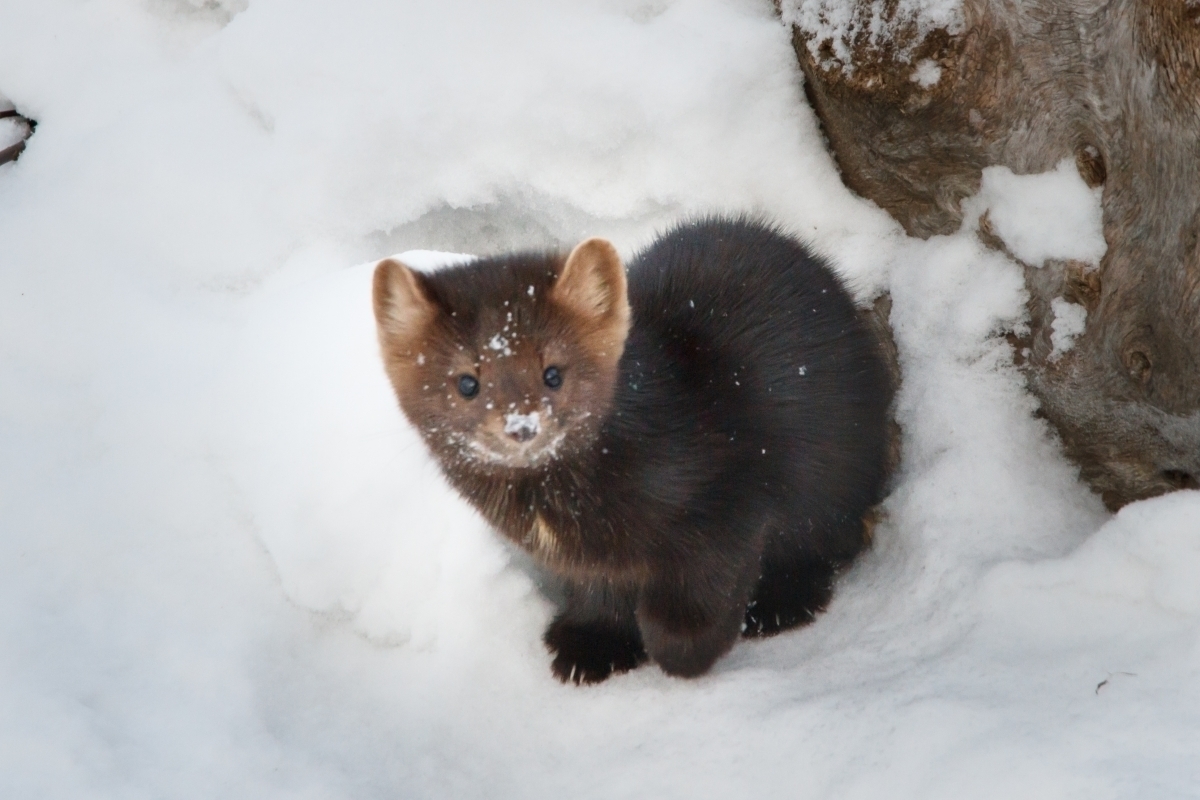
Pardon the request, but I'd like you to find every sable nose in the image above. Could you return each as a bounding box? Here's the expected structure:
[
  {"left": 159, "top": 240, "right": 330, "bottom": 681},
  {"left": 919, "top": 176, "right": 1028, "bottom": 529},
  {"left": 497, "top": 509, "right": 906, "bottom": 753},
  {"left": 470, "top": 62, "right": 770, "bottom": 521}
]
[{"left": 504, "top": 411, "right": 540, "bottom": 443}]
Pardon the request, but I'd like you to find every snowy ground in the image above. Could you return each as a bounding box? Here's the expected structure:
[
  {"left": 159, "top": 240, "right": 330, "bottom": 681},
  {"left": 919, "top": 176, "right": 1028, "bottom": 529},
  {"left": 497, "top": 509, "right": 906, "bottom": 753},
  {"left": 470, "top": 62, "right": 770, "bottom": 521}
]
[{"left": 2, "top": 1, "right": 1199, "bottom": 797}]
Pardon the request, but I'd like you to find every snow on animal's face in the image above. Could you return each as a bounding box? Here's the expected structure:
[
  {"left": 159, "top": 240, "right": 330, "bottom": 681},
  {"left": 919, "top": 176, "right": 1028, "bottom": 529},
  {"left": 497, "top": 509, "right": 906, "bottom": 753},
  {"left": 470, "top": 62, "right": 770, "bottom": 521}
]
[
  {"left": 373, "top": 241, "right": 629, "bottom": 472},
  {"left": 426, "top": 306, "right": 593, "bottom": 468}
]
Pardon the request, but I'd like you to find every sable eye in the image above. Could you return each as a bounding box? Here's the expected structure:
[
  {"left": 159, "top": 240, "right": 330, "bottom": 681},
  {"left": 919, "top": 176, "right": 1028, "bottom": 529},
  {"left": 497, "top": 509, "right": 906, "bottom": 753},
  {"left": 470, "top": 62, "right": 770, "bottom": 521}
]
[
  {"left": 457, "top": 374, "right": 480, "bottom": 398},
  {"left": 543, "top": 366, "right": 563, "bottom": 389}
]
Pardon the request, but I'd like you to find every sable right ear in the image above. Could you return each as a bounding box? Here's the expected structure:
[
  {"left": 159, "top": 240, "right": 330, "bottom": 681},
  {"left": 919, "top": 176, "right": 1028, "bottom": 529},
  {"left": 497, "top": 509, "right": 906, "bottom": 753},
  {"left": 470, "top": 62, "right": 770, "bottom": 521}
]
[
  {"left": 373, "top": 258, "right": 435, "bottom": 344},
  {"left": 552, "top": 238, "right": 630, "bottom": 337}
]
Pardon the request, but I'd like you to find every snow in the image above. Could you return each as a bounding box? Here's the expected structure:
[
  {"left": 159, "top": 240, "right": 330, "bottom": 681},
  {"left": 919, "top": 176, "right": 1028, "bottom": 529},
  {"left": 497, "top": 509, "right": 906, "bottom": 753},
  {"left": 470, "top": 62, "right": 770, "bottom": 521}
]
[
  {"left": 488, "top": 333, "right": 514, "bottom": 356},
  {"left": 0, "top": 91, "right": 30, "bottom": 153},
  {"left": 971, "top": 158, "right": 1108, "bottom": 267},
  {"left": 1049, "top": 297, "right": 1088, "bottom": 361},
  {"left": 911, "top": 58, "right": 942, "bottom": 87},
  {"left": 2, "top": 1, "right": 1198, "bottom": 798},
  {"left": 0, "top": 117, "right": 25, "bottom": 150},
  {"left": 504, "top": 411, "right": 542, "bottom": 438}
]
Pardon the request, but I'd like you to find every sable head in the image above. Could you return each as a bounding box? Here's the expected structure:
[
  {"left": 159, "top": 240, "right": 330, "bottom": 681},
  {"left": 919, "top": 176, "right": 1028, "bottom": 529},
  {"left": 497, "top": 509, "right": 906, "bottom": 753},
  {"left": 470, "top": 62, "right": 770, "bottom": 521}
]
[{"left": 373, "top": 238, "right": 630, "bottom": 471}]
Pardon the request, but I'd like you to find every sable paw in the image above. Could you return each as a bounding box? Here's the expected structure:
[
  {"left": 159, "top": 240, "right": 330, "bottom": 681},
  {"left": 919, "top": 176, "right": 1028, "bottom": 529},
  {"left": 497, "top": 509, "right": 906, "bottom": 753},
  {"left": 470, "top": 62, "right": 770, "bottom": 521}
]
[
  {"left": 543, "top": 619, "right": 646, "bottom": 685},
  {"left": 742, "top": 571, "right": 833, "bottom": 638}
]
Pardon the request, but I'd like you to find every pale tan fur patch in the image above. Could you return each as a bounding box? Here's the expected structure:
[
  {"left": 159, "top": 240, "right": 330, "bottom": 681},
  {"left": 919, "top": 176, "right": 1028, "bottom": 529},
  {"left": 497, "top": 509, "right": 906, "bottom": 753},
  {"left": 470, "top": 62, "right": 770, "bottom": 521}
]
[{"left": 531, "top": 514, "right": 558, "bottom": 556}]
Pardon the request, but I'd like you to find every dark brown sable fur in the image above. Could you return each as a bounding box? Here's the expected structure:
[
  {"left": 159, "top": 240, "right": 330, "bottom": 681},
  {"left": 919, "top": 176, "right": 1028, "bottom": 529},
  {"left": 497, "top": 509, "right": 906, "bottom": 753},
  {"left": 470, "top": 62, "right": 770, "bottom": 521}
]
[{"left": 374, "top": 217, "right": 892, "bottom": 683}]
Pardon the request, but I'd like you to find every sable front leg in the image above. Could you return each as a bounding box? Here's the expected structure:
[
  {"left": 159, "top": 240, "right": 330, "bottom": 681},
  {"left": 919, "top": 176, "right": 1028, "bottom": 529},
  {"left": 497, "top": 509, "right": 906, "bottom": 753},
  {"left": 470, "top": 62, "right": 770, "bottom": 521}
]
[
  {"left": 636, "top": 553, "right": 761, "bottom": 678},
  {"left": 543, "top": 579, "right": 646, "bottom": 685}
]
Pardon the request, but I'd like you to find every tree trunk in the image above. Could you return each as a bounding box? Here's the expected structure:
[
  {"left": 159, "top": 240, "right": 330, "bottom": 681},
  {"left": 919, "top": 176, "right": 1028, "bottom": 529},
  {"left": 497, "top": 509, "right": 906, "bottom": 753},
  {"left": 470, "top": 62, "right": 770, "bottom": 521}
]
[{"left": 785, "top": 0, "right": 1200, "bottom": 509}]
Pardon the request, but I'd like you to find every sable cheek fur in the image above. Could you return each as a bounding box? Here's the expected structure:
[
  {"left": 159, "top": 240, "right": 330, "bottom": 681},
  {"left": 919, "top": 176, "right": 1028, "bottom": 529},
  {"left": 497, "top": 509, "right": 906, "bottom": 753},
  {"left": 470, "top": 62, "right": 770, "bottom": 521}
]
[{"left": 373, "top": 217, "right": 892, "bottom": 684}]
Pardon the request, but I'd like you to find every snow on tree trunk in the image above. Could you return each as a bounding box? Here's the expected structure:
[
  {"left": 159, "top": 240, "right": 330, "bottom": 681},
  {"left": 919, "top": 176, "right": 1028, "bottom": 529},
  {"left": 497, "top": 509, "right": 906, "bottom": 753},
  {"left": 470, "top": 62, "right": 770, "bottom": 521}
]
[{"left": 784, "top": 0, "right": 1200, "bottom": 509}]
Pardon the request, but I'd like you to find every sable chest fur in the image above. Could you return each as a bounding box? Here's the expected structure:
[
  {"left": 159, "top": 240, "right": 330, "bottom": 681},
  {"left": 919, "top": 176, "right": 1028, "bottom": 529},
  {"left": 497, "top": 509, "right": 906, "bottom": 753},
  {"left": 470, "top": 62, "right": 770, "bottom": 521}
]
[{"left": 373, "top": 217, "right": 892, "bottom": 683}]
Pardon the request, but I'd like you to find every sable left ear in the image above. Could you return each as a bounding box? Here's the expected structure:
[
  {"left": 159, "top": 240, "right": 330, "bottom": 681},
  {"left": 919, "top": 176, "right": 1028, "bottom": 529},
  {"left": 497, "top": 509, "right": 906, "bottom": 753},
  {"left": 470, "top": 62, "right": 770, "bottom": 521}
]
[
  {"left": 373, "top": 257, "right": 436, "bottom": 348},
  {"left": 552, "top": 238, "right": 631, "bottom": 344}
]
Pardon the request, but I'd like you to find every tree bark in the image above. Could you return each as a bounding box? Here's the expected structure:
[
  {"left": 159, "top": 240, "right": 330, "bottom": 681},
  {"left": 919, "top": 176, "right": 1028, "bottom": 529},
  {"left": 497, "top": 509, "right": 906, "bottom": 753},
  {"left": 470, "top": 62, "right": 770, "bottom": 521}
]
[{"left": 786, "top": 0, "right": 1200, "bottom": 509}]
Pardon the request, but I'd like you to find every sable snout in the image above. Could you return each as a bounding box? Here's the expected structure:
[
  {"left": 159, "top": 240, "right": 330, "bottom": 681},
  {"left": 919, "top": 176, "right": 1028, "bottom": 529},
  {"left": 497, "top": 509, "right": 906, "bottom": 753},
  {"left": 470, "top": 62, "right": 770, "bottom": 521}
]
[{"left": 505, "top": 411, "right": 541, "bottom": 442}]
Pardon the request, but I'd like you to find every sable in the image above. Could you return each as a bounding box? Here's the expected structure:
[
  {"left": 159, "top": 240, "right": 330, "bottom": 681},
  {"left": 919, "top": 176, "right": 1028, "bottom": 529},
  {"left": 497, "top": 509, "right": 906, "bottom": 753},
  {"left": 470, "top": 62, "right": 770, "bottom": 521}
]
[{"left": 374, "top": 217, "right": 892, "bottom": 683}]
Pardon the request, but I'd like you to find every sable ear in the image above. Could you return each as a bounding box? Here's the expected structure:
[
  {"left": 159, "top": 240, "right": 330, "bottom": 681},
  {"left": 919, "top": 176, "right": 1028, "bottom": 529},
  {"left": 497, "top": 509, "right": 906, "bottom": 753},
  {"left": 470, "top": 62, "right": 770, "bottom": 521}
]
[
  {"left": 552, "top": 238, "right": 630, "bottom": 336},
  {"left": 372, "top": 258, "right": 435, "bottom": 345}
]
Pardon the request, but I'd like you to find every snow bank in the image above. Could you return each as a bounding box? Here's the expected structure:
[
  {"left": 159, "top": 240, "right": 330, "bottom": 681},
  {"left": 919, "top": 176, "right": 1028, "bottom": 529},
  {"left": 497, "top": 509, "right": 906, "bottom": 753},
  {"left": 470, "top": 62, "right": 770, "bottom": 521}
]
[{"left": 2, "top": 1, "right": 1197, "bottom": 797}]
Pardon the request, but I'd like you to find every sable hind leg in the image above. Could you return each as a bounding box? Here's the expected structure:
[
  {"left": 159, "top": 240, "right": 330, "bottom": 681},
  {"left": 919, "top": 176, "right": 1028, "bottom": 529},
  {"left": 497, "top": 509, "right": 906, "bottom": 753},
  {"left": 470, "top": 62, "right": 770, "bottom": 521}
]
[
  {"left": 742, "top": 520, "right": 863, "bottom": 638},
  {"left": 543, "top": 579, "right": 646, "bottom": 685},
  {"left": 637, "top": 536, "right": 764, "bottom": 678}
]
